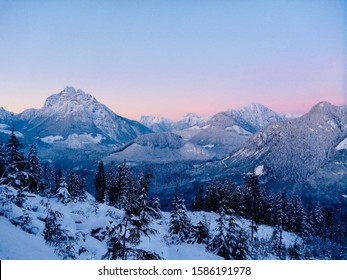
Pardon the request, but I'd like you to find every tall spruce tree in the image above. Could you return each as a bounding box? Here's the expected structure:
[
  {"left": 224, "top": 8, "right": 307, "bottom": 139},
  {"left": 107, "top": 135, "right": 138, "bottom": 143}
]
[
  {"left": 192, "top": 184, "right": 204, "bottom": 211},
  {"left": 208, "top": 200, "right": 249, "bottom": 260},
  {"left": 245, "top": 170, "right": 260, "bottom": 242},
  {"left": 167, "top": 194, "right": 192, "bottom": 244},
  {"left": 27, "top": 143, "right": 42, "bottom": 193},
  {"left": 67, "top": 172, "right": 81, "bottom": 200},
  {"left": 56, "top": 176, "right": 71, "bottom": 205},
  {"left": 95, "top": 161, "right": 106, "bottom": 203},
  {"left": 4, "top": 128, "right": 27, "bottom": 187}
]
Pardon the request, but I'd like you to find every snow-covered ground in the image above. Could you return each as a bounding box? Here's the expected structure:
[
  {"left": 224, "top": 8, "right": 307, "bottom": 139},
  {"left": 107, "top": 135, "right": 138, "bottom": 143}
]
[{"left": 0, "top": 185, "right": 298, "bottom": 260}]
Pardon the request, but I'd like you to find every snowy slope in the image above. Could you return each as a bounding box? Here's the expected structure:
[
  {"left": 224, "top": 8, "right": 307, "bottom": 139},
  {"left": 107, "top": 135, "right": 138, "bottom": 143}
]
[
  {"left": 0, "top": 185, "right": 300, "bottom": 260},
  {"left": 106, "top": 132, "right": 214, "bottom": 163}
]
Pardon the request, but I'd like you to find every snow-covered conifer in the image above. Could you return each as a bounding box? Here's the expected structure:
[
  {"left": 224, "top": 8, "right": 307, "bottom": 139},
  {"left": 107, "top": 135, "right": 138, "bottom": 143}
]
[
  {"left": 167, "top": 194, "right": 192, "bottom": 244},
  {"left": 56, "top": 176, "right": 70, "bottom": 204},
  {"left": 27, "top": 143, "right": 42, "bottom": 193},
  {"left": 44, "top": 207, "right": 77, "bottom": 259}
]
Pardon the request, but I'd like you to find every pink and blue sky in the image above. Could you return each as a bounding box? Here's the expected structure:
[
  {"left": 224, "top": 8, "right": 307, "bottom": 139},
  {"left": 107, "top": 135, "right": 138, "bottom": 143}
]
[{"left": 0, "top": 0, "right": 346, "bottom": 120}]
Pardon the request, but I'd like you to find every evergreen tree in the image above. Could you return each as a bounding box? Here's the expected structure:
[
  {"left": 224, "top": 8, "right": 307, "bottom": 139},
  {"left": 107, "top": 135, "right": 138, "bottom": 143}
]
[
  {"left": 190, "top": 220, "right": 210, "bottom": 244},
  {"left": 106, "top": 161, "right": 117, "bottom": 205},
  {"left": 95, "top": 161, "right": 106, "bottom": 203},
  {"left": 27, "top": 143, "right": 42, "bottom": 193},
  {"left": 167, "top": 194, "right": 192, "bottom": 244},
  {"left": 40, "top": 162, "right": 56, "bottom": 197},
  {"left": 103, "top": 198, "right": 160, "bottom": 260},
  {"left": 67, "top": 172, "right": 85, "bottom": 201},
  {"left": 131, "top": 174, "right": 158, "bottom": 240},
  {"left": 151, "top": 195, "right": 163, "bottom": 219},
  {"left": 205, "top": 182, "right": 218, "bottom": 212},
  {"left": 271, "top": 225, "right": 286, "bottom": 259},
  {"left": 44, "top": 207, "right": 77, "bottom": 259},
  {"left": 56, "top": 176, "right": 71, "bottom": 205},
  {"left": 270, "top": 192, "right": 286, "bottom": 259},
  {"left": 245, "top": 170, "right": 260, "bottom": 242},
  {"left": 207, "top": 202, "right": 230, "bottom": 258},
  {"left": 3, "top": 129, "right": 28, "bottom": 187},
  {"left": 192, "top": 184, "right": 204, "bottom": 211},
  {"left": 0, "top": 142, "right": 6, "bottom": 180},
  {"left": 286, "top": 196, "right": 304, "bottom": 233},
  {"left": 109, "top": 162, "right": 131, "bottom": 208}
]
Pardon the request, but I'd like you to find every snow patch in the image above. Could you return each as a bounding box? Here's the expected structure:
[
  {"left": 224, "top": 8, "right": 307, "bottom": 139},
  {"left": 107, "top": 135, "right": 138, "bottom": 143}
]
[
  {"left": 202, "top": 144, "right": 215, "bottom": 149},
  {"left": 41, "top": 135, "right": 64, "bottom": 144},
  {"left": 64, "top": 133, "right": 104, "bottom": 149},
  {"left": 336, "top": 138, "right": 347, "bottom": 151},
  {"left": 254, "top": 165, "right": 265, "bottom": 176},
  {"left": 201, "top": 124, "right": 211, "bottom": 130},
  {"left": 0, "top": 126, "right": 23, "bottom": 138}
]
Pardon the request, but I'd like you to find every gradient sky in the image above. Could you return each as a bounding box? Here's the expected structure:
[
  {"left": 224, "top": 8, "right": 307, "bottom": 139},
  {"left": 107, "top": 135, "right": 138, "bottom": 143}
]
[{"left": 0, "top": 0, "right": 346, "bottom": 120}]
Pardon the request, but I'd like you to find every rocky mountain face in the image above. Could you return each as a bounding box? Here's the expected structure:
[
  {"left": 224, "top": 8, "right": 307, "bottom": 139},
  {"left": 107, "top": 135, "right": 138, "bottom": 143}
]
[{"left": 17, "top": 86, "right": 151, "bottom": 146}]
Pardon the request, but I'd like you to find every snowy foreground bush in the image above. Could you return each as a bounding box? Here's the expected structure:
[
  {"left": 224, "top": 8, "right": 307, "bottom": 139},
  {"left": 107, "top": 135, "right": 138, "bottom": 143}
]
[{"left": 2, "top": 184, "right": 339, "bottom": 260}]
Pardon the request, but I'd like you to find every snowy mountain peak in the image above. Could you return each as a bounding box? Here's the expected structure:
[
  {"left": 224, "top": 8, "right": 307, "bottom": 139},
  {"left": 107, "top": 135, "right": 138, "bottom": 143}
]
[
  {"left": 43, "top": 86, "right": 96, "bottom": 112},
  {"left": 309, "top": 101, "right": 335, "bottom": 115},
  {"left": 232, "top": 102, "right": 285, "bottom": 131},
  {"left": 139, "top": 116, "right": 173, "bottom": 132},
  {"left": 0, "top": 107, "right": 14, "bottom": 120},
  {"left": 16, "top": 87, "right": 152, "bottom": 146}
]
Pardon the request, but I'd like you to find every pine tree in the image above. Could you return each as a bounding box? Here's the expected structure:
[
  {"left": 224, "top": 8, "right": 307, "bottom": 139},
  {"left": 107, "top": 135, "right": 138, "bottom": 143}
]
[
  {"left": 151, "top": 195, "right": 163, "bottom": 219},
  {"left": 109, "top": 162, "right": 131, "bottom": 208},
  {"left": 106, "top": 161, "right": 117, "bottom": 205},
  {"left": 56, "top": 176, "right": 71, "bottom": 205},
  {"left": 190, "top": 220, "right": 210, "bottom": 244},
  {"left": 3, "top": 129, "right": 28, "bottom": 187},
  {"left": 27, "top": 143, "right": 42, "bottom": 193},
  {"left": 134, "top": 174, "right": 158, "bottom": 235},
  {"left": 205, "top": 183, "right": 218, "bottom": 212},
  {"left": 192, "top": 184, "right": 204, "bottom": 211},
  {"left": 271, "top": 225, "right": 286, "bottom": 259},
  {"left": 245, "top": 170, "right": 260, "bottom": 242},
  {"left": 270, "top": 192, "right": 286, "bottom": 259},
  {"left": 67, "top": 172, "right": 85, "bottom": 201},
  {"left": 207, "top": 201, "right": 232, "bottom": 259},
  {"left": 0, "top": 142, "right": 6, "bottom": 180},
  {"left": 44, "top": 207, "right": 77, "bottom": 259},
  {"left": 103, "top": 199, "right": 160, "bottom": 260},
  {"left": 95, "top": 161, "right": 106, "bottom": 203},
  {"left": 167, "top": 194, "right": 192, "bottom": 244},
  {"left": 40, "top": 162, "right": 56, "bottom": 197},
  {"left": 286, "top": 196, "right": 304, "bottom": 233}
]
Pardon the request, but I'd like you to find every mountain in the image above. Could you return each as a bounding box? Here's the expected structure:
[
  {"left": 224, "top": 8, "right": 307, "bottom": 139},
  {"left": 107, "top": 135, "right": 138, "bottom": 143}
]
[
  {"left": 139, "top": 115, "right": 173, "bottom": 132},
  {"left": 0, "top": 107, "right": 14, "bottom": 121},
  {"left": 105, "top": 131, "right": 213, "bottom": 163},
  {"left": 17, "top": 86, "right": 152, "bottom": 147},
  {"left": 171, "top": 113, "right": 210, "bottom": 131},
  {"left": 202, "top": 101, "right": 347, "bottom": 204},
  {"left": 173, "top": 103, "right": 286, "bottom": 158}
]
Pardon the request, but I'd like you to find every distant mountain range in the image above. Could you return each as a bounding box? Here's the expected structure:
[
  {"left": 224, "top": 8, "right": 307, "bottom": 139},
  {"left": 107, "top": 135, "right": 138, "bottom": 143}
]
[
  {"left": 0, "top": 86, "right": 293, "bottom": 165},
  {"left": 0, "top": 87, "right": 346, "bottom": 207}
]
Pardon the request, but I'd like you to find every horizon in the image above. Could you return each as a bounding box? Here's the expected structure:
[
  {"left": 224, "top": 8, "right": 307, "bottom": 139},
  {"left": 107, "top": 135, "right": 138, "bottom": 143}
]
[{"left": 0, "top": 0, "right": 346, "bottom": 120}]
